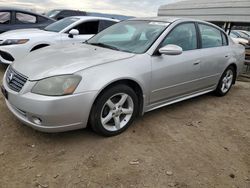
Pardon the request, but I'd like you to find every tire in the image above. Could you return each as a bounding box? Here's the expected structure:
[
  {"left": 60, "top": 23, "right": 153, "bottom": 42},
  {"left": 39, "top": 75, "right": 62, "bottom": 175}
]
[
  {"left": 90, "top": 85, "right": 139, "bottom": 137},
  {"left": 215, "top": 66, "right": 236, "bottom": 96}
]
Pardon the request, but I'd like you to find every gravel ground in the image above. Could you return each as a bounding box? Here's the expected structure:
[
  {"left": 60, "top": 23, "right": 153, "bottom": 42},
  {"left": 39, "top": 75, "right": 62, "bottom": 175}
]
[{"left": 0, "top": 64, "right": 249, "bottom": 188}]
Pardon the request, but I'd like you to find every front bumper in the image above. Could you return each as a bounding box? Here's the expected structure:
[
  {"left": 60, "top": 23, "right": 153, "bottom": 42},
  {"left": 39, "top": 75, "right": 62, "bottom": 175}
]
[{"left": 2, "top": 77, "right": 98, "bottom": 132}]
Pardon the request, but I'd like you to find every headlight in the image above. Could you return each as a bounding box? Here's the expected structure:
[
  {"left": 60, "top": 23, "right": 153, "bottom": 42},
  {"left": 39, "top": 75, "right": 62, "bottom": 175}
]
[
  {"left": 32, "top": 75, "right": 82, "bottom": 96},
  {"left": 0, "top": 39, "right": 29, "bottom": 46}
]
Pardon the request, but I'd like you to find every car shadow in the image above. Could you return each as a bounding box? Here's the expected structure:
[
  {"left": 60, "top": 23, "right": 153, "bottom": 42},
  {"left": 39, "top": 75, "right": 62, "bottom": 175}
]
[{"left": 18, "top": 92, "right": 215, "bottom": 142}]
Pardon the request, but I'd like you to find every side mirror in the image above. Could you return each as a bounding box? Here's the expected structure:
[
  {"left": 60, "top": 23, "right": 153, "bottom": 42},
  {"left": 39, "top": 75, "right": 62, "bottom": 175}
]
[
  {"left": 159, "top": 44, "right": 183, "bottom": 55},
  {"left": 68, "top": 29, "right": 79, "bottom": 38}
]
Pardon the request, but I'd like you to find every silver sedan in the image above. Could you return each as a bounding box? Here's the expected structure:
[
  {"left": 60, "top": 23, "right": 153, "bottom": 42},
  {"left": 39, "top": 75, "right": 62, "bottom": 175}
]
[{"left": 1, "top": 17, "right": 245, "bottom": 136}]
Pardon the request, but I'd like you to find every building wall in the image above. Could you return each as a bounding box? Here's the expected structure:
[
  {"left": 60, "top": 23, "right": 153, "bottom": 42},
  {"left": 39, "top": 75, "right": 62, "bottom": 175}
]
[{"left": 158, "top": 0, "right": 250, "bottom": 23}]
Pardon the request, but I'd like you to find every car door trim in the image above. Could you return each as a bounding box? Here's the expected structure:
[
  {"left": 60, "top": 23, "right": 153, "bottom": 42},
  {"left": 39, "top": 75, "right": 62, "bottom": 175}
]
[
  {"left": 151, "top": 73, "right": 220, "bottom": 93},
  {"left": 146, "top": 87, "right": 215, "bottom": 112}
]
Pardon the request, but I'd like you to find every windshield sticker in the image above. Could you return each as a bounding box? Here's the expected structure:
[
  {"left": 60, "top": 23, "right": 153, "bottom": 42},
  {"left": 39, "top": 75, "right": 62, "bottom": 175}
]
[{"left": 149, "top": 22, "right": 169, "bottom": 26}]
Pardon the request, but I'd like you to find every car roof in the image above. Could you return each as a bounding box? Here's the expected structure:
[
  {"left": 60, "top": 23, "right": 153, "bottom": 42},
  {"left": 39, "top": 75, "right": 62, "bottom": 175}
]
[
  {"left": 130, "top": 16, "right": 217, "bottom": 24},
  {"left": 130, "top": 16, "right": 226, "bottom": 33},
  {"left": 68, "top": 16, "right": 120, "bottom": 22},
  {"left": 0, "top": 7, "right": 54, "bottom": 20},
  {"left": 130, "top": 17, "right": 181, "bottom": 23},
  {"left": 49, "top": 9, "right": 85, "bottom": 12}
]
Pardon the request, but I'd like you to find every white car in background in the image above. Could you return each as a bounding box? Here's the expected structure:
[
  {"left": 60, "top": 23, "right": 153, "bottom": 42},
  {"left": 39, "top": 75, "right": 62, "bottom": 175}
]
[
  {"left": 0, "top": 16, "right": 119, "bottom": 64},
  {"left": 231, "top": 37, "right": 249, "bottom": 46},
  {"left": 230, "top": 30, "right": 250, "bottom": 46}
]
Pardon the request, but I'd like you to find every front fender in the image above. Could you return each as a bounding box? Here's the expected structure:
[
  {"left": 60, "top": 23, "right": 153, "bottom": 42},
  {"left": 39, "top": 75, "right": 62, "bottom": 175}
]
[{"left": 74, "top": 54, "right": 152, "bottom": 106}]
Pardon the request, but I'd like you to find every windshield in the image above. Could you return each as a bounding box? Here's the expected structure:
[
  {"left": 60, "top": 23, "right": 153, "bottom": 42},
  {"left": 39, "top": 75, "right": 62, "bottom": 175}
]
[
  {"left": 46, "top": 10, "right": 60, "bottom": 18},
  {"left": 244, "top": 31, "right": 250, "bottom": 37},
  {"left": 87, "top": 20, "right": 169, "bottom": 54},
  {"left": 238, "top": 31, "right": 250, "bottom": 38},
  {"left": 44, "top": 17, "right": 79, "bottom": 32}
]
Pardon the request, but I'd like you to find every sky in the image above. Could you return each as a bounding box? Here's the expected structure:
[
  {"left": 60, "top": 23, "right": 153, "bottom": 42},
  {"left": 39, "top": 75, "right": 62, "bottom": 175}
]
[{"left": 0, "top": 0, "right": 183, "bottom": 16}]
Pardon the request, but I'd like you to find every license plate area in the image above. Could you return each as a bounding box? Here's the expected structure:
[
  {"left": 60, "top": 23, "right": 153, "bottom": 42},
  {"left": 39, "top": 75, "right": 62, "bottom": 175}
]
[{"left": 1, "top": 85, "right": 8, "bottom": 99}]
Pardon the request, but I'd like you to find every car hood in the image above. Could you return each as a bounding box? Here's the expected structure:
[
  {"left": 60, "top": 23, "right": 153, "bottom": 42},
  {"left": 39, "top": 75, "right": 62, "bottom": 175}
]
[
  {"left": 0, "top": 29, "right": 57, "bottom": 40},
  {"left": 12, "top": 43, "right": 135, "bottom": 80}
]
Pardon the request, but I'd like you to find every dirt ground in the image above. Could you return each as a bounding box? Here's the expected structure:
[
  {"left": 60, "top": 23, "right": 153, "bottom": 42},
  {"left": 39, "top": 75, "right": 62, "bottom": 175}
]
[{"left": 0, "top": 64, "right": 249, "bottom": 188}]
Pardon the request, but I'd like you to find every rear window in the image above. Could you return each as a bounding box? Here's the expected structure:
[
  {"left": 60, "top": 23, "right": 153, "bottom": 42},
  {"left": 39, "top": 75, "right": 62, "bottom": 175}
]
[
  {"left": 16, "top": 12, "right": 37, "bottom": 24},
  {"left": 198, "top": 24, "right": 224, "bottom": 48},
  {"left": 0, "top": 12, "right": 11, "bottom": 24},
  {"left": 72, "top": 21, "right": 99, "bottom": 34}
]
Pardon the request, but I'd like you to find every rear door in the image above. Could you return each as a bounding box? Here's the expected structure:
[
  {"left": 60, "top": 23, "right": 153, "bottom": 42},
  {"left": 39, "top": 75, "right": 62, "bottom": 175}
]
[
  {"left": 196, "top": 23, "right": 230, "bottom": 88},
  {"left": 150, "top": 22, "right": 205, "bottom": 103}
]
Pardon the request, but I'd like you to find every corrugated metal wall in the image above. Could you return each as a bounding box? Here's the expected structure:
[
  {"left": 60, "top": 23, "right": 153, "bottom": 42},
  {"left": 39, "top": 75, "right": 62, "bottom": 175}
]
[{"left": 158, "top": 0, "right": 250, "bottom": 23}]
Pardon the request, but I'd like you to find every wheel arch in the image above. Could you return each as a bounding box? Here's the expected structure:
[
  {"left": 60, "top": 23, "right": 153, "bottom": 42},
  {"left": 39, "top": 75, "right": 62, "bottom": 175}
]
[
  {"left": 227, "top": 63, "right": 237, "bottom": 84},
  {"left": 30, "top": 44, "right": 50, "bottom": 52},
  {"left": 92, "top": 79, "right": 145, "bottom": 116}
]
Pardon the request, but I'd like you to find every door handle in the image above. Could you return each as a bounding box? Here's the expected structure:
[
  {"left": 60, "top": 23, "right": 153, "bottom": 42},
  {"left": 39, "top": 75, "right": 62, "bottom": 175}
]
[{"left": 193, "top": 60, "right": 201, "bottom": 66}]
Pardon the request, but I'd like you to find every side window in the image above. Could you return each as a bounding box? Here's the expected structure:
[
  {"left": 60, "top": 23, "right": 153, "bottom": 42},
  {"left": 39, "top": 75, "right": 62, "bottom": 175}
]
[
  {"left": 198, "top": 24, "right": 223, "bottom": 48},
  {"left": 60, "top": 10, "right": 71, "bottom": 17},
  {"left": 161, "top": 23, "right": 197, "bottom": 51},
  {"left": 98, "top": 20, "right": 116, "bottom": 32},
  {"left": 16, "top": 12, "right": 37, "bottom": 24},
  {"left": 73, "top": 21, "right": 99, "bottom": 35},
  {"left": 37, "top": 16, "right": 48, "bottom": 23},
  {"left": 0, "top": 12, "right": 11, "bottom": 24}
]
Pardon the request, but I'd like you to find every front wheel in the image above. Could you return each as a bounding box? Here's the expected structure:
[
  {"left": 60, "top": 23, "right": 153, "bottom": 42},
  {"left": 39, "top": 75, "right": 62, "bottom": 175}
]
[
  {"left": 215, "top": 66, "right": 235, "bottom": 96},
  {"left": 90, "top": 85, "right": 138, "bottom": 136}
]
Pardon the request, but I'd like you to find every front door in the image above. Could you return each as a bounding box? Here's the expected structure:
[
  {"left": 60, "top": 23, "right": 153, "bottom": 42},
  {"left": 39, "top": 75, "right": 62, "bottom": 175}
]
[{"left": 150, "top": 22, "right": 204, "bottom": 104}]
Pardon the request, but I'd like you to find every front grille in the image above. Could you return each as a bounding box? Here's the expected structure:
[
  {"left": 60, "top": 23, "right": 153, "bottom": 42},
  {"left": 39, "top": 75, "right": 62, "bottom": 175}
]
[{"left": 6, "top": 66, "right": 28, "bottom": 92}]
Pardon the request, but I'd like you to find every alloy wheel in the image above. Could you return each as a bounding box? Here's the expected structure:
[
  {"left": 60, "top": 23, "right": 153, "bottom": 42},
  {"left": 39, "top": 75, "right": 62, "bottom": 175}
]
[
  {"left": 221, "top": 69, "right": 234, "bottom": 93},
  {"left": 100, "top": 93, "right": 134, "bottom": 132}
]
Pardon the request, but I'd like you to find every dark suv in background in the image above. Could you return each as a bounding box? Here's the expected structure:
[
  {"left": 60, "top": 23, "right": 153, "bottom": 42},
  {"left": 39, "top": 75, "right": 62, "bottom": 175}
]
[
  {"left": 0, "top": 7, "right": 55, "bottom": 34},
  {"left": 46, "top": 9, "right": 133, "bottom": 21},
  {"left": 46, "top": 9, "right": 87, "bottom": 20}
]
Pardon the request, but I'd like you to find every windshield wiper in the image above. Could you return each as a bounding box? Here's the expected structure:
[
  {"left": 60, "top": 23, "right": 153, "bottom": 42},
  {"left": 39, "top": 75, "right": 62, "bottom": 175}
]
[{"left": 88, "top": 42, "right": 120, "bottom": 51}]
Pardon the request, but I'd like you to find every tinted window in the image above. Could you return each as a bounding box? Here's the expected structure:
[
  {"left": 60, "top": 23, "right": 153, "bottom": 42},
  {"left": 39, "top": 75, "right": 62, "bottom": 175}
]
[
  {"left": 16, "top": 12, "right": 37, "bottom": 24},
  {"left": 199, "top": 24, "right": 223, "bottom": 48},
  {"left": 37, "top": 16, "right": 49, "bottom": 23},
  {"left": 57, "top": 11, "right": 70, "bottom": 19},
  {"left": 73, "top": 21, "right": 99, "bottom": 34},
  {"left": 98, "top": 20, "right": 116, "bottom": 32},
  {"left": 0, "top": 12, "right": 11, "bottom": 24},
  {"left": 161, "top": 23, "right": 197, "bottom": 51}
]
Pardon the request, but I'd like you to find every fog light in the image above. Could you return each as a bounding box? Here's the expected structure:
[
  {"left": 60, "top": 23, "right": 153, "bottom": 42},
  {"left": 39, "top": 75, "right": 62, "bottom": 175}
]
[{"left": 32, "top": 117, "right": 42, "bottom": 125}]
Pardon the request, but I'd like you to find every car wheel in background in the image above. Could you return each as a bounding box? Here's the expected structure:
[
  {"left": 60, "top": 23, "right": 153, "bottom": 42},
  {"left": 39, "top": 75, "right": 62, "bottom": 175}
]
[
  {"left": 215, "top": 66, "right": 236, "bottom": 96},
  {"left": 90, "top": 85, "right": 138, "bottom": 136}
]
